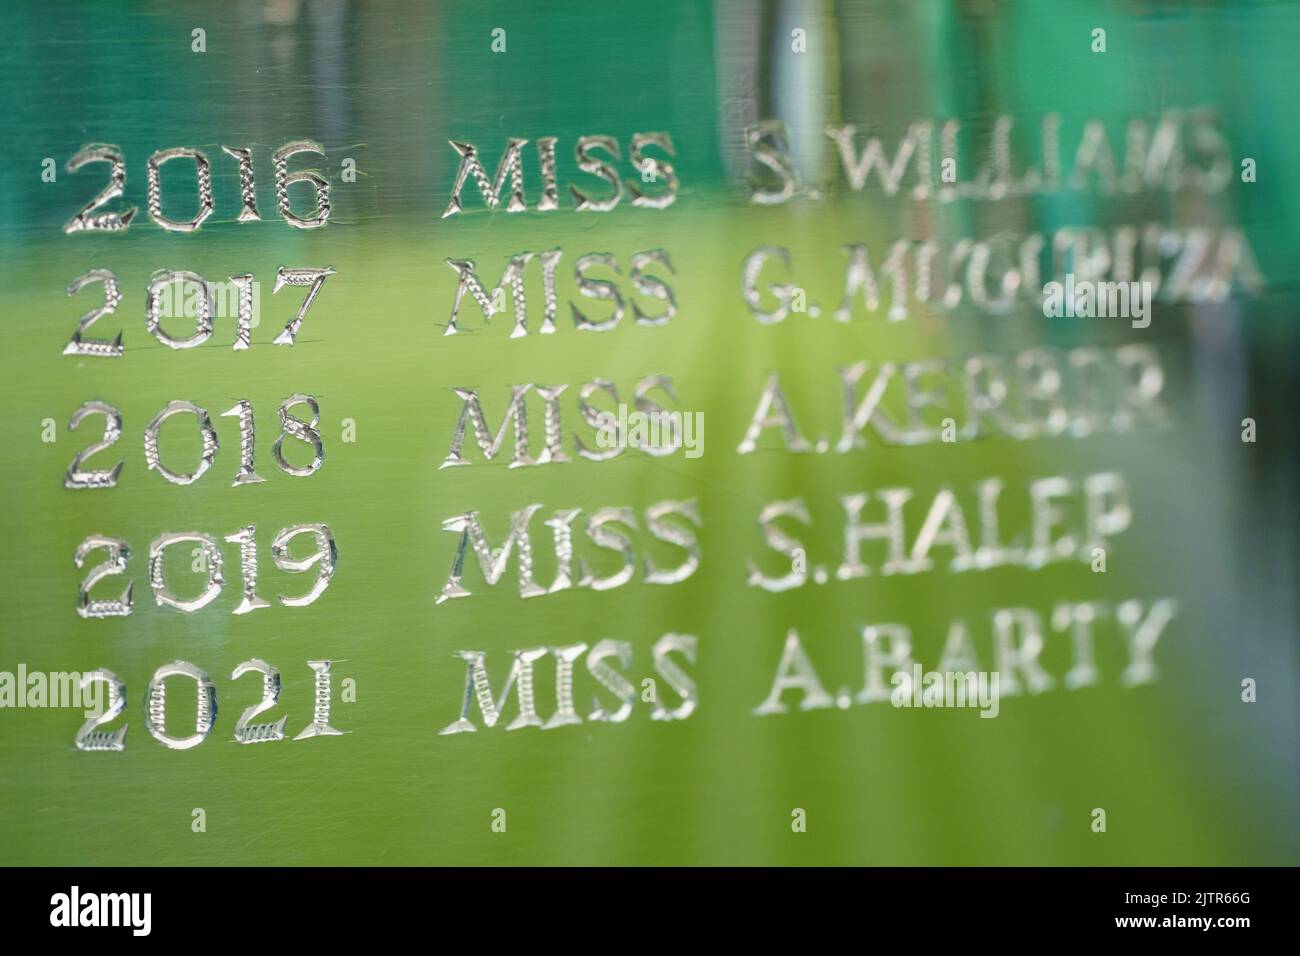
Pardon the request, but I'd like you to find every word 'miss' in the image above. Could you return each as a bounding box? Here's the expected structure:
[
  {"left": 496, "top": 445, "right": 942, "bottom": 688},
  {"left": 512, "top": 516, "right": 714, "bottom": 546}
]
[
  {"left": 437, "top": 499, "right": 701, "bottom": 603},
  {"left": 440, "top": 374, "right": 691, "bottom": 467},
  {"left": 439, "top": 633, "right": 698, "bottom": 734},
  {"left": 443, "top": 248, "right": 677, "bottom": 337},
  {"left": 441, "top": 133, "right": 678, "bottom": 218}
]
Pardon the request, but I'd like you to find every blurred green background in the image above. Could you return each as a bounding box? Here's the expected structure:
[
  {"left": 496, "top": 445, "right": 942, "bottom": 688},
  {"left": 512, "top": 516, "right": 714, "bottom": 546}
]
[{"left": 0, "top": 0, "right": 1296, "bottom": 865}]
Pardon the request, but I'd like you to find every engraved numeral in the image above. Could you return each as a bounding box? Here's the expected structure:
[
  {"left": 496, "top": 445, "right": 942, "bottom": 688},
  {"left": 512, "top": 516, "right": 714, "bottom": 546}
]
[
  {"left": 146, "top": 270, "right": 214, "bottom": 349},
  {"left": 273, "top": 140, "right": 331, "bottom": 229},
  {"left": 144, "top": 661, "right": 217, "bottom": 750},
  {"left": 75, "top": 525, "right": 336, "bottom": 617},
  {"left": 64, "top": 267, "right": 331, "bottom": 352},
  {"left": 229, "top": 273, "right": 256, "bottom": 350},
  {"left": 64, "top": 145, "right": 136, "bottom": 233},
  {"left": 270, "top": 524, "right": 337, "bottom": 606},
  {"left": 63, "top": 398, "right": 328, "bottom": 490},
  {"left": 64, "top": 269, "right": 124, "bottom": 357},
  {"left": 231, "top": 659, "right": 286, "bottom": 743},
  {"left": 272, "top": 266, "right": 334, "bottom": 346},
  {"left": 294, "top": 660, "right": 344, "bottom": 740},
  {"left": 144, "top": 400, "right": 219, "bottom": 485},
  {"left": 274, "top": 394, "right": 324, "bottom": 476},
  {"left": 64, "top": 401, "right": 123, "bottom": 489},
  {"left": 74, "top": 669, "right": 127, "bottom": 752},
  {"left": 225, "top": 525, "right": 271, "bottom": 614},
  {"left": 221, "top": 400, "right": 266, "bottom": 485},
  {"left": 221, "top": 145, "right": 261, "bottom": 223},
  {"left": 74, "top": 536, "right": 132, "bottom": 618},
  {"left": 148, "top": 532, "right": 224, "bottom": 613},
  {"left": 146, "top": 147, "right": 214, "bottom": 232}
]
